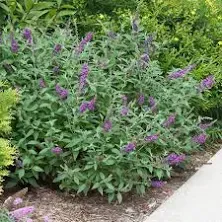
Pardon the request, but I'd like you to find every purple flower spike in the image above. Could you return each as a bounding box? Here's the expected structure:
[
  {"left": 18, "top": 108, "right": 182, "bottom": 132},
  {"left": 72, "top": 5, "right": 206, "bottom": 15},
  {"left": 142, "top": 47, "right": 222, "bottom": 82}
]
[
  {"left": 121, "top": 106, "right": 129, "bottom": 116},
  {"left": 79, "top": 102, "right": 88, "bottom": 113},
  {"left": 79, "top": 63, "right": 89, "bottom": 92},
  {"left": 76, "top": 32, "right": 93, "bottom": 53},
  {"left": 26, "top": 219, "right": 33, "bottom": 222},
  {"left": 13, "top": 197, "right": 23, "bottom": 206},
  {"left": 55, "top": 84, "right": 68, "bottom": 100},
  {"left": 55, "top": 84, "right": 62, "bottom": 94},
  {"left": 54, "top": 44, "right": 62, "bottom": 53},
  {"left": 51, "top": 146, "right": 63, "bottom": 155},
  {"left": 138, "top": 94, "right": 145, "bottom": 106},
  {"left": 199, "top": 75, "right": 215, "bottom": 92},
  {"left": 151, "top": 180, "right": 165, "bottom": 188},
  {"left": 23, "top": 28, "right": 32, "bottom": 44},
  {"left": 11, "top": 38, "right": 18, "bottom": 53},
  {"left": 39, "top": 79, "right": 46, "bottom": 88},
  {"left": 103, "top": 120, "right": 112, "bottom": 132},
  {"left": 145, "top": 134, "right": 158, "bottom": 142},
  {"left": 10, "top": 206, "right": 35, "bottom": 220},
  {"left": 166, "top": 153, "right": 186, "bottom": 166},
  {"left": 199, "top": 122, "right": 214, "bottom": 130},
  {"left": 192, "top": 133, "right": 207, "bottom": 144},
  {"left": 88, "top": 97, "right": 96, "bottom": 111},
  {"left": 168, "top": 64, "right": 195, "bottom": 79},
  {"left": 124, "top": 142, "right": 136, "bottom": 153},
  {"left": 60, "top": 89, "right": 68, "bottom": 99},
  {"left": 163, "top": 114, "right": 176, "bottom": 128}
]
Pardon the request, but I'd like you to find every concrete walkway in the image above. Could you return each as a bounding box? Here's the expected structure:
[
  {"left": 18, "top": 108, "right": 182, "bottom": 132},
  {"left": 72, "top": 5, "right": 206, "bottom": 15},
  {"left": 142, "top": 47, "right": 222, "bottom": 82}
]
[{"left": 145, "top": 148, "right": 222, "bottom": 222}]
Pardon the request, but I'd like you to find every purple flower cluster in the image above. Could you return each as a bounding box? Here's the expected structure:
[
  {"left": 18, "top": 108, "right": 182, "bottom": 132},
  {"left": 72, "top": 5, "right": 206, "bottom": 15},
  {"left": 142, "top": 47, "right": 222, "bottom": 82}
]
[
  {"left": 163, "top": 114, "right": 176, "bottom": 127},
  {"left": 88, "top": 97, "right": 96, "bottom": 111},
  {"left": 192, "top": 133, "right": 207, "bottom": 144},
  {"left": 166, "top": 153, "right": 186, "bottom": 166},
  {"left": 79, "top": 98, "right": 96, "bottom": 113},
  {"left": 55, "top": 84, "right": 68, "bottom": 99},
  {"left": 138, "top": 94, "right": 145, "bottom": 106},
  {"left": 145, "top": 134, "right": 158, "bottom": 142},
  {"left": 199, "top": 75, "right": 215, "bottom": 92},
  {"left": 23, "top": 28, "right": 32, "bottom": 44},
  {"left": 168, "top": 64, "right": 195, "bottom": 79},
  {"left": 79, "top": 102, "right": 88, "bottom": 113},
  {"left": 39, "top": 79, "right": 46, "bottom": 88},
  {"left": 121, "top": 106, "right": 129, "bottom": 116},
  {"left": 151, "top": 180, "right": 165, "bottom": 188},
  {"left": 124, "top": 142, "right": 136, "bottom": 153},
  {"left": 11, "top": 38, "right": 18, "bottom": 53},
  {"left": 51, "top": 146, "right": 63, "bottom": 155},
  {"left": 10, "top": 206, "right": 35, "bottom": 221},
  {"left": 13, "top": 197, "right": 23, "bottom": 206},
  {"left": 140, "top": 53, "right": 150, "bottom": 68},
  {"left": 103, "top": 120, "right": 112, "bottom": 132},
  {"left": 54, "top": 44, "right": 62, "bottom": 53},
  {"left": 76, "top": 32, "right": 93, "bottom": 53},
  {"left": 79, "top": 63, "right": 89, "bottom": 92}
]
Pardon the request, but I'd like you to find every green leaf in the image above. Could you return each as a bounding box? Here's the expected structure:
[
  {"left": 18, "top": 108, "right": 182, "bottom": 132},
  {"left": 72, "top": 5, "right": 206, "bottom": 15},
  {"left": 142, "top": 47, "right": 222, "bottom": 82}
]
[
  {"left": 27, "top": 140, "right": 39, "bottom": 145},
  {"left": 106, "top": 183, "right": 115, "bottom": 191},
  {"left": 104, "top": 159, "right": 115, "bottom": 166},
  {"left": 23, "top": 156, "right": 32, "bottom": 166},
  {"left": 5, "top": 180, "right": 18, "bottom": 189},
  {"left": 77, "top": 184, "right": 87, "bottom": 194},
  {"left": 0, "top": 3, "right": 10, "bottom": 12},
  {"left": 56, "top": 0, "right": 62, "bottom": 7},
  {"left": 24, "top": 0, "right": 33, "bottom": 11},
  {"left": 28, "top": 178, "right": 39, "bottom": 187},
  {"left": 56, "top": 10, "right": 75, "bottom": 18},
  {"left": 53, "top": 174, "right": 66, "bottom": 183},
  {"left": 156, "top": 169, "right": 164, "bottom": 180},
  {"left": 98, "top": 186, "right": 103, "bottom": 195},
  {"left": 74, "top": 176, "right": 80, "bottom": 185},
  {"left": 18, "top": 169, "right": 25, "bottom": 179},
  {"left": 117, "top": 192, "right": 122, "bottom": 203},
  {"left": 33, "top": 166, "right": 44, "bottom": 172},
  {"left": 32, "top": 2, "right": 55, "bottom": 10},
  {"left": 108, "top": 193, "right": 115, "bottom": 203},
  {"left": 92, "top": 183, "right": 100, "bottom": 189}
]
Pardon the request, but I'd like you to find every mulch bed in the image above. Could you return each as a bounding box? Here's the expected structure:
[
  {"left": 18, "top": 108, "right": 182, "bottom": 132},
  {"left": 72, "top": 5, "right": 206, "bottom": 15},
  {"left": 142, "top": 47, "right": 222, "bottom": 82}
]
[{"left": 1, "top": 144, "right": 220, "bottom": 222}]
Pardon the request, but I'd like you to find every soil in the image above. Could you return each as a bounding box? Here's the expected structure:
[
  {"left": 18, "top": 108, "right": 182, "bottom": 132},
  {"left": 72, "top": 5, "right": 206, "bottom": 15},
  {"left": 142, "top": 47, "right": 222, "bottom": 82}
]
[{"left": 1, "top": 144, "right": 220, "bottom": 222}]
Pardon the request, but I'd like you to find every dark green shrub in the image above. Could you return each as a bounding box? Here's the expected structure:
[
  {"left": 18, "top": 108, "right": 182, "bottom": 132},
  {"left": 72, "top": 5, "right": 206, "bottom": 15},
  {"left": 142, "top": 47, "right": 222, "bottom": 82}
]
[{"left": 0, "top": 26, "right": 211, "bottom": 202}]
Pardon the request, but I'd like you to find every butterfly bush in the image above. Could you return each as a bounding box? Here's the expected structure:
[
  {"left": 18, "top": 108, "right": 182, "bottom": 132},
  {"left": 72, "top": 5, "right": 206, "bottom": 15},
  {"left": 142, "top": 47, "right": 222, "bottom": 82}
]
[{"left": 0, "top": 26, "right": 213, "bottom": 202}]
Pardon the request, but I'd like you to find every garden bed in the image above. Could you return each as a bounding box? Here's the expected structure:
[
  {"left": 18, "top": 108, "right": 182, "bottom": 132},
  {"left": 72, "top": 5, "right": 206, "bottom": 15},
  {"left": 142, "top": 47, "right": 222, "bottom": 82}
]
[{"left": 1, "top": 146, "right": 219, "bottom": 222}]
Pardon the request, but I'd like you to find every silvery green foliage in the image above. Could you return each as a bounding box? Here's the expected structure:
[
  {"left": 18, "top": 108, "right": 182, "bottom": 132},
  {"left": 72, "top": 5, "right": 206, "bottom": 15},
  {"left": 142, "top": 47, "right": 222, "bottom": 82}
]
[{"left": 0, "top": 27, "right": 202, "bottom": 202}]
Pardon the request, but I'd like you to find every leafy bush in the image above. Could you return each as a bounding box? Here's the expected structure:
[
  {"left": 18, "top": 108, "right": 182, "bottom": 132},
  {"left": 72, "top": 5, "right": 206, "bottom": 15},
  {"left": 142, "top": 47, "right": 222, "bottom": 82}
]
[
  {"left": 0, "top": 82, "right": 17, "bottom": 195},
  {"left": 0, "top": 209, "right": 13, "bottom": 222},
  {"left": 138, "top": 0, "right": 222, "bottom": 115},
  {"left": 0, "top": 0, "right": 136, "bottom": 30},
  {"left": 0, "top": 26, "right": 210, "bottom": 202}
]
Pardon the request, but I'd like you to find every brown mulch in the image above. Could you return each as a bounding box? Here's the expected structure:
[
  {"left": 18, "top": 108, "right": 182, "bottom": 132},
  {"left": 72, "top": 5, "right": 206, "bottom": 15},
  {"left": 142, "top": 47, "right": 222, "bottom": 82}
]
[{"left": 1, "top": 144, "right": 220, "bottom": 222}]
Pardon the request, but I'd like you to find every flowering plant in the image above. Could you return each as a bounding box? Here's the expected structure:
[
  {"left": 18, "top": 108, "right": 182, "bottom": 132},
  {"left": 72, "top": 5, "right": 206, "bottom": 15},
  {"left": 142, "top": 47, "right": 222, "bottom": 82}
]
[{"left": 0, "top": 26, "right": 211, "bottom": 202}]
